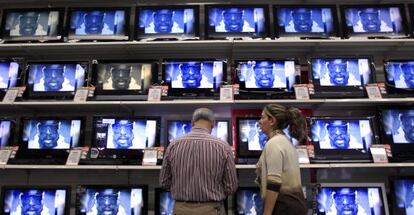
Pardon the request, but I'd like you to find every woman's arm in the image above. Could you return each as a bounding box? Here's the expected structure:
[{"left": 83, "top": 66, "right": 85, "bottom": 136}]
[{"left": 264, "top": 189, "right": 279, "bottom": 215}]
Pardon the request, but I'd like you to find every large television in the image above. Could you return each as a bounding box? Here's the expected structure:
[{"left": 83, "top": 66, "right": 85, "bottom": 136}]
[
  {"left": 315, "top": 183, "right": 389, "bottom": 215},
  {"left": 93, "top": 60, "right": 158, "bottom": 100},
  {"left": 383, "top": 60, "right": 414, "bottom": 97},
  {"left": 379, "top": 108, "right": 414, "bottom": 162},
  {"left": 162, "top": 59, "right": 226, "bottom": 99},
  {"left": 233, "top": 187, "right": 263, "bottom": 215},
  {"left": 0, "top": 60, "right": 21, "bottom": 100},
  {"left": 274, "top": 5, "right": 339, "bottom": 38},
  {"left": 24, "top": 61, "right": 89, "bottom": 99},
  {"left": 310, "top": 116, "right": 376, "bottom": 163},
  {"left": 341, "top": 5, "right": 408, "bottom": 38},
  {"left": 0, "top": 119, "right": 14, "bottom": 148},
  {"left": 310, "top": 57, "right": 375, "bottom": 98},
  {"left": 205, "top": 5, "right": 269, "bottom": 39},
  {"left": 88, "top": 117, "right": 161, "bottom": 165},
  {"left": 1, "top": 8, "right": 64, "bottom": 42},
  {"left": 1, "top": 186, "right": 70, "bottom": 215},
  {"left": 390, "top": 176, "right": 414, "bottom": 215},
  {"left": 136, "top": 5, "right": 199, "bottom": 40},
  {"left": 154, "top": 188, "right": 174, "bottom": 215},
  {"left": 67, "top": 7, "right": 130, "bottom": 41},
  {"left": 76, "top": 185, "right": 148, "bottom": 215},
  {"left": 234, "top": 59, "right": 299, "bottom": 99}
]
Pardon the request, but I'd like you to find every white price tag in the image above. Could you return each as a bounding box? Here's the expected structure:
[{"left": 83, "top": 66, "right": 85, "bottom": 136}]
[
  {"left": 142, "top": 149, "right": 158, "bottom": 166},
  {"left": 2, "top": 89, "right": 19, "bottom": 103},
  {"left": 147, "top": 87, "right": 162, "bottom": 101},
  {"left": 370, "top": 145, "right": 388, "bottom": 163},
  {"left": 296, "top": 146, "right": 310, "bottom": 164},
  {"left": 220, "top": 85, "right": 234, "bottom": 101},
  {"left": 366, "top": 84, "right": 382, "bottom": 99},
  {"left": 294, "top": 85, "right": 310, "bottom": 100},
  {"left": 66, "top": 150, "right": 83, "bottom": 166},
  {"left": 0, "top": 150, "right": 12, "bottom": 165},
  {"left": 73, "top": 88, "right": 89, "bottom": 103}
]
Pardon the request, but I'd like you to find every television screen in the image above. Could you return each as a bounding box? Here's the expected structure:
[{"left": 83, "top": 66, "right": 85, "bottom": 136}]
[
  {"left": 0, "top": 120, "right": 13, "bottom": 147},
  {"left": 275, "top": 5, "right": 338, "bottom": 38},
  {"left": 68, "top": 8, "right": 129, "bottom": 41},
  {"left": 77, "top": 185, "right": 147, "bottom": 215},
  {"left": 234, "top": 188, "right": 263, "bottom": 215},
  {"left": 154, "top": 189, "right": 174, "bottom": 215},
  {"left": 381, "top": 109, "right": 414, "bottom": 144},
  {"left": 1, "top": 9, "right": 63, "bottom": 41},
  {"left": 0, "top": 62, "right": 19, "bottom": 91},
  {"left": 1, "top": 187, "right": 69, "bottom": 215},
  {"left": 391, "top": 177, "right": 414, "bottom": 215},
  {"left": 316, "top": 183, "right": 388, "bottom": 215},
  {"left": 205, "top": 5, "right": 268, "bottom": 39},
  {"left": 342, "top": 5, "right": 408, "bottom": 38},
  {"left": 384, "top": 60, "right": 414, "bottom": 96},
  {"left": 167, "top": 120, "right": 230, "bottom": 144},
  {"left": 136, "top": 6, "right": 199, "bottom": 40}
]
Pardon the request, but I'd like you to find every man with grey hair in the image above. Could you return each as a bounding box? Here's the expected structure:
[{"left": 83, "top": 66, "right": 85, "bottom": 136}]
[{"left": 160, "top": 108, "right": 238, "bottom": 215}]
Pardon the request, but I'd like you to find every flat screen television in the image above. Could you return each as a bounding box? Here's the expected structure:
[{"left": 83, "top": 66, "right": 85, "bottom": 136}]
[
  {"left": 67, "top": 7, "right": 130, "bottom": 41},
  {"left": 383, "top": 60, "right": 414, "bottom": 97},
  {"left": 136, "top": 5, "right": 199, "bottom": 40},
  {"left": 310, "top": 57, "right": 375, "bottom": 98},
  {"left": 274, "top": 5, "right": 339, "bottom": 38},
  {"left": 233, "top": 187, "right": 263, "bottom": 215},
  {"left": 88, "top": 117, "right": 160, "bottom": 165},
  {"left": 154, "top": 188, "right": 174, "bottom": 215},
  {"left": 93, "top": 60, "right": 158, "bottom": 100},
  {"left": 0, "top": 119, "right": 14, "bottom": 148},
  {"left": 162, "top": 59, "right": 226, "bottom": 99},
  {"left": 0, "top": 60, "right": 21, "bottom": 100},
  {"left": 234, "top": 59, "right": 299, "bottom": 99},
  {"left": 310, "top": 116, "right": 376, "bottom": 163},
  {"left": 379, "top": 108, "right": 414, "bottom": 162},
  {"left": 390, "top": 176, "right": 414, "bottom": 215},
  {"left": 24, "top": 61, "right": 89, "bottom": 99},
  {"left": 205, "top": 5, "right": 269, "bottom": 39},
  {"left": 76, "top": 185, "right": 148, "bottom": 215},
  {"left": 341, "top": 5, "right": 408, "bottom": 38},
  {"left": 1, "top": 186, "right": 70, "bottom": 215},
  {"left": 1, "top": 8, "right": 64, "bottom": 42},
  {"left": 315, "top": 183, "right": 389, "bottom": 215}
]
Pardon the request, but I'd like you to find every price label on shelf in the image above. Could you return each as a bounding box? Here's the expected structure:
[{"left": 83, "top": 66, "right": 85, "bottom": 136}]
[
  {"left": 366, "top": 84, "right": 382, "bottom": 99},
  {"left": 220, "top": 85, "right": 234, "bottom": 101},
  {"left": 0, "top": 150, "right": 12, "bottom": 165},
  {"left": 73, "top": 87, "right": 90, "bottom": 103},
  {"left": 148, "top": 86, "right": 162, "bottom": 101},
  {"left": 66, "top": 149, "right": 83, "bottom": 166},
  {"left": 142, "top": 148, "right": 158, "bottom": 166},
  {"left": 294, "top": 84, "right": 310, "bottom": 100},
  {"left": 370, "top": 145, "right": 388, "bottom": 163},
  {"left": 296, "top": 146, "right": 310, "bottom": 164},
  {"left": 2, "top": 88, "right": 19, "bottom": 103}
]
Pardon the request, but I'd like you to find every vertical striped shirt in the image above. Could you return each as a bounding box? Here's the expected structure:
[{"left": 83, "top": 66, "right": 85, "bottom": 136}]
[{"left": 160, "top": 127, "right": 238, "bottom": 202}]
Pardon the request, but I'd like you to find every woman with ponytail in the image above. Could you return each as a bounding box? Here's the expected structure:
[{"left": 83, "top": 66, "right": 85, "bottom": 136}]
[{"left": 255, "top": 104, "right": 307, "bottom": 215}]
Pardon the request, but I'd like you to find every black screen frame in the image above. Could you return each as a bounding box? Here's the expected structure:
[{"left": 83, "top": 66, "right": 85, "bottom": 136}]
[
  {"left": 389, "top": 176, "right": 414, "bottom": 215},
  {"left": 0, "top": 59, "right": 23, "bottom": 100},
  {"left": 383, "top": 59, "right": 414, "bottom": 97}
]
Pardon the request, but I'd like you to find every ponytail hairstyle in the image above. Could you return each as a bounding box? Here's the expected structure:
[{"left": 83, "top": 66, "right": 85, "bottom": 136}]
[{"left": 263, "top": 104, "right": 306, "bottom": 143}]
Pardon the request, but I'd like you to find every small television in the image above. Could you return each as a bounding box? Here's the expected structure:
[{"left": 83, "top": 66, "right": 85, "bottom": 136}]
[
  {"left": 315, "top": 183, "right": 389, "bottom": 215},
  {"left": 234, "top": 59, "right": 300, "bottom": 99},
  {"left": 379, "top": 108, "right": 414, "bottom": 162},
  {"left": 136, "top": 5, "right": 199, "bottom": 40},
  {"left": 390, "top": 176, "right": 414, "bottom": 215},
  {"left": 1, "top": 8, "right": 64, "bottom": 42},
  {"left": 274, "top": 5, "right": 339, "bottom": 38},
  {"left": 24, "top": 61, "right": 89, "bottom": 99},
  {"left": 0, "top": 60, "right": 21, "bottom": 100},
  {"left": 93, "top": 60, "right": 158, "bottom": 100},
  {"left": 76, "top": 185, "right": 148, "bottom": 215},
  {"left": 234, "top": 187, "right": 263, "bottom": 215},
  {"left": 154, "top": 188, "right": 174, "bottom": 215},
  {"left": 310, "top": 57, "right": 375, "bottom": 98},
  {"left": 166, "top": 119, "right": 230, "bottom": 145},
  {"left": 341, "top": 5, "right": 408, "bottom": 38},
  {"left": 67, "top": 7, "right": 130, "bottom": 41},
  {"left": 162, "top": 59, "right": 226, "bottom": 99},
  {"left": 1, "top": 186, "right": 70, "bottom": 215},
  {"left": 310, "top": 116, "right": 376, "bottom": 163},
  {"left": 0, "top": 119, "right": 14, "bottom": 148},
  {"left": 383, "top": 60, "right": 414, "bottom": 97},
  {"left": 89, "top": 117, "right": 160, "bottom": 165},
  {"left": 205, "top": 5, "right": 269, "bottom": 39}
]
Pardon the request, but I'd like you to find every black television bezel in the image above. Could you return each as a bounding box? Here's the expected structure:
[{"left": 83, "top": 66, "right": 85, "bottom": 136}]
[
  {"left": 15, "top": 116, "right": 86, "bottom": 161},
  {"left": 0, "top": 8, "right": 65, "bottom": 42},
  {"left": 90, "top": 116, "right": 161, "bottom": 162},
  {"left": 235, "top": 116, "right": 263, "bottom": 159},
  {"left": 233, "top": 187, "right": 261, "bottom": 215},
  {"left": 383, "top": 59, "right": 414, "bottom": 97},
  {"left": 135, "top": 5, "right": 200, "bottom": 40},
  {"left": 161, "top": 59, "right": 227, "bottom": 98},
  {"left": 340, "top": 4, "right": 409, "bottom": 39},
  {"left": 273, "top": 4, "right": 340, "bottom": 39},
  {"left": 309, "top": 116, "right": 377, "bottom": 162},
  {"left": 233, "top": 58, "right": 300, "bottom": 99},
  {"left": 67, "top": 7, "right": 131, "bottom": 41},
  {"left": 0, "top": 185, "right": 71, "bottom": 215},
  {"left": 389, "top": 176, "right": 414, "bottom": 215},
  {"left": 309, "top": 56, "right": 376, "bottom": 99},
  {"left": 410, "top": 4, "right": 414, "bottom": 37},
  {"left": 92, "top": 60, "right": 159, "bottom": 100},
  {"left": 204, "top": 4, "right": 270, "bottom": 39},
  {"left": 0, "top": 118, "right": 16, "bottom": 148},
  {"left": 24, "top": 60, "right": 90, "bottom": 100},
  {"left": 75, "top": 184, "right": 148, "bottom": 215},
  {"left": 0, "top": 59, "right": 23, "bottom": 100}
]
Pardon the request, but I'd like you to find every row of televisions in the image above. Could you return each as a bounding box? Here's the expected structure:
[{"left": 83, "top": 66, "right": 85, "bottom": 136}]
[
  {"left": 1, "top": 181, "right": 414, "bottom": 215},
  {"left": 0, "top": 57, "right": 414, "bottom": 100},
  {"left": 0, "top": 107, "right": 413, "bottom": 165},
  {"left": 3, "top": 4, "right": 414, "bottom": 42}
]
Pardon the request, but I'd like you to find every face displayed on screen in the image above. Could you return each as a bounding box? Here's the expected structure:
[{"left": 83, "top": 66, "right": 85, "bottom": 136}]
[
  {"left": 20, "top": 190, "right": 44, "bottom": 215},
  {"left": 110, "top": 65, "right": 132, "bottom": 90},
  {"left": 83, "top": 11, "right": 106, "bottom": 34},
  {"left": 291, "top": 8, "right": 313, "bottom": 32},
  {"left": 400, "top": 110, "right": 414, "bottom": 142},
  {"left": 95, "top": 189, "right": 120, "bottom": 215},
  {"left": 359, "top": 8, "right": 381, "bottom": 32},
  {"left": 327, "top": 121, "right": 351, "bottom": 149},
  {"left": 333, "top": 188, "right": 359, "bottom": 215},
  {"left": 111, "top": 120, "right": 134, "bottom": 149},
  {"left": 401, "top": 63, "right": 414, "bottom": 88},
  {"left": 253, "top": 61, "right": 275, "bottom": 88},
  {"left": 153, "top": 9, "right": 175, "bottom": 33},
  {"left": 18, "top": 12, "right": 41, "bottom": 36},
  {"left": 327, "top": 59, "right": 350, "bottom": 86},
  {"left": 222, "top": 8, "right": 245, "bottom": 32},
  {"left": 180, "top": 62, "right": 202, "bottom": 88},
  {"left": 37, "top": 120, "right": 60, "bottom": 149},
  {"left": 42, "top": 64, "right": 65, "bottom": 91}
]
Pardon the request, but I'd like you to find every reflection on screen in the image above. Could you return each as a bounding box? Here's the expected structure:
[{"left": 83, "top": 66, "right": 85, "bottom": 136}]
[
  {"left": 168, "top": 120, "right": 229, "bottom": 143},
  {"left": 235, "top": 189, "right": 263, "bottom": 215},
  {"left": 138, "top": 8, "right": 195, "bottom": 35},
  {"left": 0, "top": 120, "right": 12, "bottom": 147},
  {"left": 385, "top": 61, "right": 414, "bottom": 89},
  {"left": 4, "top": 10, "right": 60, "bottom": 38},
  {"left": 208, "top": 7, "right": 265, "bottom": 34},
  {"left": 69, "top": 9, "right": 126, "bottom": 36},
  {"left": 27, "top": 63, "right": 86, "bottom": 92},
  {"left": 97, "top": 63, "right": 153, "bottom": 91},
  {"left": 94, "top": 118, "right": 157, "bottom": 149},
  {"left": 79, "top": 188, "right": 144, "bottom": 215},
  {"left": 317, "top": 187, "right": 385, "bottom": 215},
  {"left": 159, "top": 191, "right": 174, "bottom": 215},
  {"left": 277, "top": 7, "right": 335, "bottom": 34},
  {"left": 0, "top": 62, "right": 19, "bottom": 90},
  {"left": 381, "top": 109, "right": 414, "bottom": 144},
  {"left": 393, "top": 179, "right": 414, "bottom": 214},
  {"left": 312, "top": 58, "right": 371, "bottom": 87},
  {"left": 2, "top": 188, "right": 67, "bottom": 215},
  {"left": 22, "top": 119, "right": 82, "bottom": 149}
]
